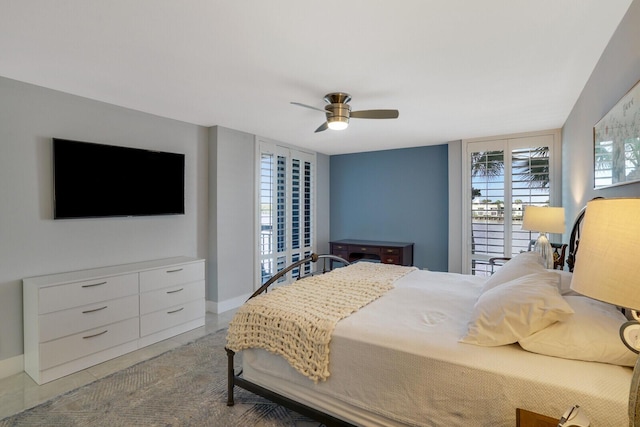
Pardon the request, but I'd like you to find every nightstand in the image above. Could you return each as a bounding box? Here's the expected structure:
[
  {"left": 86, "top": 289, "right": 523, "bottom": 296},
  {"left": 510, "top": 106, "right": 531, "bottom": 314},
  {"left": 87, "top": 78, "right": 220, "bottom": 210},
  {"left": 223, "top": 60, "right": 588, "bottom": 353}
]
[{"left": 516, "top": 408, "right": 559, "bottom": 427}]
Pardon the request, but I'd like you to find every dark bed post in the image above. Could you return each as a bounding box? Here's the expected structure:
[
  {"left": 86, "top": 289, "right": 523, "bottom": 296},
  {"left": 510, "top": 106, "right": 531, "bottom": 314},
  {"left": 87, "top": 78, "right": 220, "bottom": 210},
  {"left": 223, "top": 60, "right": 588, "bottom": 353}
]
[{"left": 225, "top": 348, "right": 235, "bottom": 406}]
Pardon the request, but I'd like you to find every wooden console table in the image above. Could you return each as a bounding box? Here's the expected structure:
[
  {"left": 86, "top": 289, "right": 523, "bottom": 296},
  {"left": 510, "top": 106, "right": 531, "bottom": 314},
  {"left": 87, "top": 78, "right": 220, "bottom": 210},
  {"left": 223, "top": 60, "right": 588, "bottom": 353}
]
[{"left": 330, "top": 239, "right": 414, "bottom": 266}]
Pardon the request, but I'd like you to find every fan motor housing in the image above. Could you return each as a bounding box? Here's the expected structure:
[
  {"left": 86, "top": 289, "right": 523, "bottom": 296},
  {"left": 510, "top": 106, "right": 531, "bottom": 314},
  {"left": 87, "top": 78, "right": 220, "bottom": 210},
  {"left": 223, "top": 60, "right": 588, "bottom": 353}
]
[{"left": 325, "top": 103, "right": 351, "bottom": 119}]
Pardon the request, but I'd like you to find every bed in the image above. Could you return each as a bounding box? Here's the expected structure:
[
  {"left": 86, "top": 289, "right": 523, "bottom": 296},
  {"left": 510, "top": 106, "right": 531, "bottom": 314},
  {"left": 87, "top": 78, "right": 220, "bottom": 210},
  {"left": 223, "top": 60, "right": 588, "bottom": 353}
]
[{"left": 225, "top": 218, "right": 635, "bottom": 426}]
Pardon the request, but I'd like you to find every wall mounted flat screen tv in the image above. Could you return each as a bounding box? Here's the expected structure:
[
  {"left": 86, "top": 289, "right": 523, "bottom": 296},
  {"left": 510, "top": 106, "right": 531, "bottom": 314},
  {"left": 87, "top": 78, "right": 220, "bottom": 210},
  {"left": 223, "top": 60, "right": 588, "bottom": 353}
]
[{"left": 53, "top": 138, "right": 185, "bottom": 219}]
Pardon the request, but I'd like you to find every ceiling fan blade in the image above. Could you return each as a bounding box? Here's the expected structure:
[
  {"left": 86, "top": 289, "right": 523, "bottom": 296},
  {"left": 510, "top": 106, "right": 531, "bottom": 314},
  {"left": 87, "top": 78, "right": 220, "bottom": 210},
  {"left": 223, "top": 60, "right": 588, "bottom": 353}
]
[
  {"left": 314, "top": 122, "right": 328, "bottom": 133},
  {"left": 291, "top": 102, "right": 326, "bottom": 113},
  {"left": 350, "top": 109, "right": 399, "bottom": 119}
]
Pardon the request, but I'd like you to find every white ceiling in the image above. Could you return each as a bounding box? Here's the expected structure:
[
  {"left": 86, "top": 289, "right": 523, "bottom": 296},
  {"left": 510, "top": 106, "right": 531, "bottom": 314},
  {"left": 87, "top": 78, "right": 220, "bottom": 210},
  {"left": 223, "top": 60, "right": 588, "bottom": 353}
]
[{"left": 0, "top": 1, "right": 633, "bottom": 155}]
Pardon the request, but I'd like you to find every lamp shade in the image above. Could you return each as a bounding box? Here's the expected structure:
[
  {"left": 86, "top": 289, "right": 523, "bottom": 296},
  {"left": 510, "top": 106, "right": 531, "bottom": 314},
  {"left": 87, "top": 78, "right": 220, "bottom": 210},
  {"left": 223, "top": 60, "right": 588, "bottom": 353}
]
[
  {"left": 570, "top": 198, "right": 640, "bottom": 310},
  {"left": 522, "top": 206, "right": 565, "bottom": 233}
]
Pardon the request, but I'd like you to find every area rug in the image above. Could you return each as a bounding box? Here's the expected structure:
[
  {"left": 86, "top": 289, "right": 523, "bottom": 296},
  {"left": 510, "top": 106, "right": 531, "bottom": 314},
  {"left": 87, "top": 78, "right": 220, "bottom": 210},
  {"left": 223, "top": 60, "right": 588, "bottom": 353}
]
[{"left": 0, "top": 329, "right": 322, "bottom": 426}]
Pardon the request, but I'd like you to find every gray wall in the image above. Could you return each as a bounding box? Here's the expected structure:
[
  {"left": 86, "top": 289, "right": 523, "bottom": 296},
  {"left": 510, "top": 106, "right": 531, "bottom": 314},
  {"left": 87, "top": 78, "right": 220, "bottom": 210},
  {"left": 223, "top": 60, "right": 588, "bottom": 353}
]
[
  {"left": 330, "top": 145, "right": 449, "bottom": 271},
  {"left": 316, "top": 153, "right": 331, "bottom": 255},
  {"left": 207, "top": 126, "right": 255, "bottom": 307},
  {"left": 0, "top": 77, "right": 209, "bottom": 364},
  {"left": 562, "top": 0, "right": 640, "bottom": 223},
  {"left": 447, "top": 140, "right": 463, "bottom": 273}
]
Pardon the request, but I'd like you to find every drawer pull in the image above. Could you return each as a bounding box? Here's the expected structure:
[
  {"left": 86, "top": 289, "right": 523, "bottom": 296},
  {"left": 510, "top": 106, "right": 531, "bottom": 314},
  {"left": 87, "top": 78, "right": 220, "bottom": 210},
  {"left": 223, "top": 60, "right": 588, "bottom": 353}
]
[
  {"left": 166, "top": 268, "right": 184, "bottom": 273},
  {"left": 83, "top": 330, "right": 108, "bottom": 339},
  {"left": 360, "top": 247, "right": 368, "bottom": 252},
  {"left": 81, "top": 281, "right": 107, "bottom": 288},
  {"left": 82, "top": 305, "right": 107, "bottom": 314},
  {"left": 166, "top": 288, "right": 184, "bottom": 294},
  {"left": 167, "top": 307, "right": 184, "bottom": 314}
]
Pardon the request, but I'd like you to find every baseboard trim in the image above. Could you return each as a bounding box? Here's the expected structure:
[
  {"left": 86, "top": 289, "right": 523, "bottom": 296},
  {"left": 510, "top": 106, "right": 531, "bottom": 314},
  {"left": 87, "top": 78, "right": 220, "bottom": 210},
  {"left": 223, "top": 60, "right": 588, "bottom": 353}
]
[
  {"left": 0, "top": 354, "right": 24, "bottom": 380},
  {"left": 207, "top": 293, "right": 251, "bottom": 314}
]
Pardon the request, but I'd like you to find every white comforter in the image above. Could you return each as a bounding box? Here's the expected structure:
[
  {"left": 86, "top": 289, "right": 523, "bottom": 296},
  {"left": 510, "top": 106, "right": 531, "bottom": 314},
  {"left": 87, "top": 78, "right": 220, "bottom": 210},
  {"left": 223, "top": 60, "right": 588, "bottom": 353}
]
[{"left": 242, "top": 269, "right": 631, "bottom": 426}]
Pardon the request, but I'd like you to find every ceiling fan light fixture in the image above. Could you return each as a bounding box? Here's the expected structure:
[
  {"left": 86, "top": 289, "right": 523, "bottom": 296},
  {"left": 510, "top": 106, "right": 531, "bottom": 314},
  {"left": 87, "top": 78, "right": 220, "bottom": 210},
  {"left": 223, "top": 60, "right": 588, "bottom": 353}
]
[
  {"left": 327, "top": 116, "right": 349, "bottom": 130},
  {"left": 291, "top": 92, "right": 398, "bottom": 133}
]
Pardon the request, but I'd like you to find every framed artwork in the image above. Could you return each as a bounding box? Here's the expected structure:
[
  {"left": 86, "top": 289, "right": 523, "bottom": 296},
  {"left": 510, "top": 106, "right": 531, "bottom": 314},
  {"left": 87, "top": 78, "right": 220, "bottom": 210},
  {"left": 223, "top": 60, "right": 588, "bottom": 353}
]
[{"left": 593, "top": 79, "right": 640, "bottom": 189}]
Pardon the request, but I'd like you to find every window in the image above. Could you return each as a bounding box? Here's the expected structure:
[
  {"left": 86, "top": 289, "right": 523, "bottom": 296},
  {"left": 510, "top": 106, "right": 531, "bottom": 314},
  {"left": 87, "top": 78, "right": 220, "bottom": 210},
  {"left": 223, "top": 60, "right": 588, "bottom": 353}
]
[
  {"left": 258, "top": 139, "right": 315, "bottom": 287},
  {"left": 463, "top": 132, "right": 560, "bottom": 276}
]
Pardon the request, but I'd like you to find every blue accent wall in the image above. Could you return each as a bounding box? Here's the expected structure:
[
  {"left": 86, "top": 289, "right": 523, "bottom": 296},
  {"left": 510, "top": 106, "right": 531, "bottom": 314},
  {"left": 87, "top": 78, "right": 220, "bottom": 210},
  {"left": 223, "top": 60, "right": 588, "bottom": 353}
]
[{"left": 330, "top": 145, "right": 449, "bottom": 271}]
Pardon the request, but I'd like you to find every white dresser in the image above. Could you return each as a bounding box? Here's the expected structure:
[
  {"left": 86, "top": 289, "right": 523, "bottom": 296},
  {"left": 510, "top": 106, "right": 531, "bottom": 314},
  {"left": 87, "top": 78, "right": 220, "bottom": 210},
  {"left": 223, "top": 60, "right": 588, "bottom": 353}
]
[{"left": 23, "top": 257, "right": 205, "bottom": 384}]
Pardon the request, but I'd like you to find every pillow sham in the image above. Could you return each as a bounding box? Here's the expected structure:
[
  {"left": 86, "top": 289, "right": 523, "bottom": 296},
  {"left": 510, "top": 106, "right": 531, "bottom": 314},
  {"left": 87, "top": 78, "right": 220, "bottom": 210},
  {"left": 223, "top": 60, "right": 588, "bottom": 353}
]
[
  {"left": 519, "top": 296, "right": 637, "bottom": 366},
  {"left": 461, "top": 272, "right": 574, "bottom": 346},
  {"left": 482, "top": 251, "right": 547, "bottom": 293}
]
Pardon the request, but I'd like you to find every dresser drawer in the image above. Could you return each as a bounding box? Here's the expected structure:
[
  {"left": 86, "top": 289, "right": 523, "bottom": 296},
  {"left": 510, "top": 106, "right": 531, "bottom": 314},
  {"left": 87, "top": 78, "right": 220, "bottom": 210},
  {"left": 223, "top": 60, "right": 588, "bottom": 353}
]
[
  {"left": 39, "top": 294, "right": 139, "bottom": 343},
  {"left": 140, "top": 299, "right": 205, "bottom": 337},
  {"left": 139, "top": 262, "right": 204, "bottom": 293},
  {"left": 381, "top": 247, "right": 400, "bottom": 255},
  {"left": 38, "top": 273, "right": 138, "bottom": 314},
  {"left": 39, "top": 317, "right": 139, "bottom": 370},
  {"left": 140, "top": 280, "right": 205, "bottom": 315}
]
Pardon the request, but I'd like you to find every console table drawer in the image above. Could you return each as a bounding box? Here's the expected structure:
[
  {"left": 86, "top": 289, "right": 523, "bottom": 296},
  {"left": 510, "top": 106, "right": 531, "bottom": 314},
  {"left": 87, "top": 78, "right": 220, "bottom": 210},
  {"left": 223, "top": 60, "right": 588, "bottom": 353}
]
[
  {"left": 39, "top": 294, "right": 139, "bottom": 342},
  {"left": 38, "top": 273, "right": 138, "bottom": 314},
  {"left": 381, "top": 255, "right": 400, "bottom": 264},
  {"left": 330, "top": 240, "right": 414, "bottom": 266},
  {"left": 140, "top": 299, "right": 205, "bottom": 337},
  {"left": 140, "top": 280, "right": 205, "bottom": 315},
  {"left": 139, "top": 262, "right": 205, "bottom": 293},
  {"left": 39, "top": 317, "right": 139, "bottom": 370},
  {"left": 348, "top": 245, "right": 380, "bottom": 255}
]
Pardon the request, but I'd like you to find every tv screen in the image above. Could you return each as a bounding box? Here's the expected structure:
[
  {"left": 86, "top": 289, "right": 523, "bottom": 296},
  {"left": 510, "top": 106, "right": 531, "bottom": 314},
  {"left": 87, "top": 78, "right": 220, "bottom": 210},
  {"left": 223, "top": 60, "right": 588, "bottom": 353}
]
[{"left": 53, "top": 138, "right": 185, "bottom": 219}]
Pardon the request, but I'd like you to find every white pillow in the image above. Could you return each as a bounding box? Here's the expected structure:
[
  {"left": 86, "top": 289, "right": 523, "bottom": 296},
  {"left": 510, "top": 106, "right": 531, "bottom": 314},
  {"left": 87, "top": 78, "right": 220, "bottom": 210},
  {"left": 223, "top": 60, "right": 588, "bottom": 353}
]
[
  {"left": 461, "top": 272, "right": 574, "bottom": 346},
  {"left": 483, "top": 252, "right": 548, "bottom": 293},
  {"left": 545, "top": 269, "right": 580, "bottom": 296},
  {"left": 519, "top": 296, "right": 637, "bottom": 366}
]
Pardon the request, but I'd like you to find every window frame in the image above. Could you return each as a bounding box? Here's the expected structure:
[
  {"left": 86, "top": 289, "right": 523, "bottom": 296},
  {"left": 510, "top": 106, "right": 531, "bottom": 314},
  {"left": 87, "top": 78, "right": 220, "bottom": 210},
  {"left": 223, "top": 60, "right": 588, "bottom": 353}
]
[{"left": 461, "top": 130, "right": 562, "bottom": 275}]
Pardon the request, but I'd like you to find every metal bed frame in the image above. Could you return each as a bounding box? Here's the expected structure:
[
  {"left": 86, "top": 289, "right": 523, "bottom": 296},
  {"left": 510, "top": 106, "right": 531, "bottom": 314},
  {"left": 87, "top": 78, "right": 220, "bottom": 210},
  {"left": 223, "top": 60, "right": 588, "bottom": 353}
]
[
  {"left": 225, "top": 253, "right": 356, "bottom": 427},
  {"left": 225, "top": 207, "right": 592, "bottom": 426}
]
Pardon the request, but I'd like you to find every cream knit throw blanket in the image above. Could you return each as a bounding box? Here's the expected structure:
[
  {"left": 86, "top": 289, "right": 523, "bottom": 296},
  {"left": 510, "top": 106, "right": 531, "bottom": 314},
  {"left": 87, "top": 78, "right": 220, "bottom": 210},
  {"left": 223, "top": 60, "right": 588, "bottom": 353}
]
[{"left": 226, "top": 262, "right": 417, "bottom": 382}]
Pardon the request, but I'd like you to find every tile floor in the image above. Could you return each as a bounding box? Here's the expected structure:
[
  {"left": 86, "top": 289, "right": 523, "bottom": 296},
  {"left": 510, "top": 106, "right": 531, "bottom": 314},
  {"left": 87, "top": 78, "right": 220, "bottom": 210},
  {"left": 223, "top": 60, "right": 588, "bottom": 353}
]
[{"left": 0, "top": 310, "right": 236, "bottom": 420}]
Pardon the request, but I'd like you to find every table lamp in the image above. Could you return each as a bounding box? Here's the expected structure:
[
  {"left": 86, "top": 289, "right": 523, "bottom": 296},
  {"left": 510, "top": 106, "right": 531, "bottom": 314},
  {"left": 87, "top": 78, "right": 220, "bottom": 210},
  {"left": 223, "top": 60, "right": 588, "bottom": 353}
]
[
  {"left": 522, "top": 206, "right": 566, "bottom": 269},
  {"left": 570, "top": 198, "right": 640, "bottom": 426}
]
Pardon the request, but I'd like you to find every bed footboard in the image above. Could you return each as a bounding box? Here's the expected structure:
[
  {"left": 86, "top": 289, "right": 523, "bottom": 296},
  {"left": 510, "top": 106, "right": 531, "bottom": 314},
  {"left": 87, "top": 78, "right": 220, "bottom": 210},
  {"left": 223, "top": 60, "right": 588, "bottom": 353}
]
[
  {"left": 225, "top": 253, "right": 354, "bottom": 426},
  {"left": 226, "top": 347, "right": 356, "bottom": 426}
]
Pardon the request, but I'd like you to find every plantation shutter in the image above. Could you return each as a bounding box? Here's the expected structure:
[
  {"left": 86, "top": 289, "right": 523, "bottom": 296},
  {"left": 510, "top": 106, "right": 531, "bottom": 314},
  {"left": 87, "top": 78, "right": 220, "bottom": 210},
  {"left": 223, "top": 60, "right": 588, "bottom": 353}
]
[{"left": 258, "top": 140, "right": 315, "bottom": 287}]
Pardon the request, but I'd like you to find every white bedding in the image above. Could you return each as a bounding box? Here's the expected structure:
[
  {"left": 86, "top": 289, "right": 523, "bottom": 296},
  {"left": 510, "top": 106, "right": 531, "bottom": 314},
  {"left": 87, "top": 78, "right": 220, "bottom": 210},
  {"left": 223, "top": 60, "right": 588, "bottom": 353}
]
[{"left": 242, "top": 269, "right": 632, "bottom": 426}]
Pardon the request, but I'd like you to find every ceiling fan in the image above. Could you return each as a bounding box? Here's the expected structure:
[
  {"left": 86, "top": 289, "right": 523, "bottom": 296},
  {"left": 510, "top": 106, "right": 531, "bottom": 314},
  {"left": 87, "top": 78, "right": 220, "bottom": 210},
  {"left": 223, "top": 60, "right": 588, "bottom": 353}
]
[{"left": 291, "top": 92, "right": 399, "bottom": 133}]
